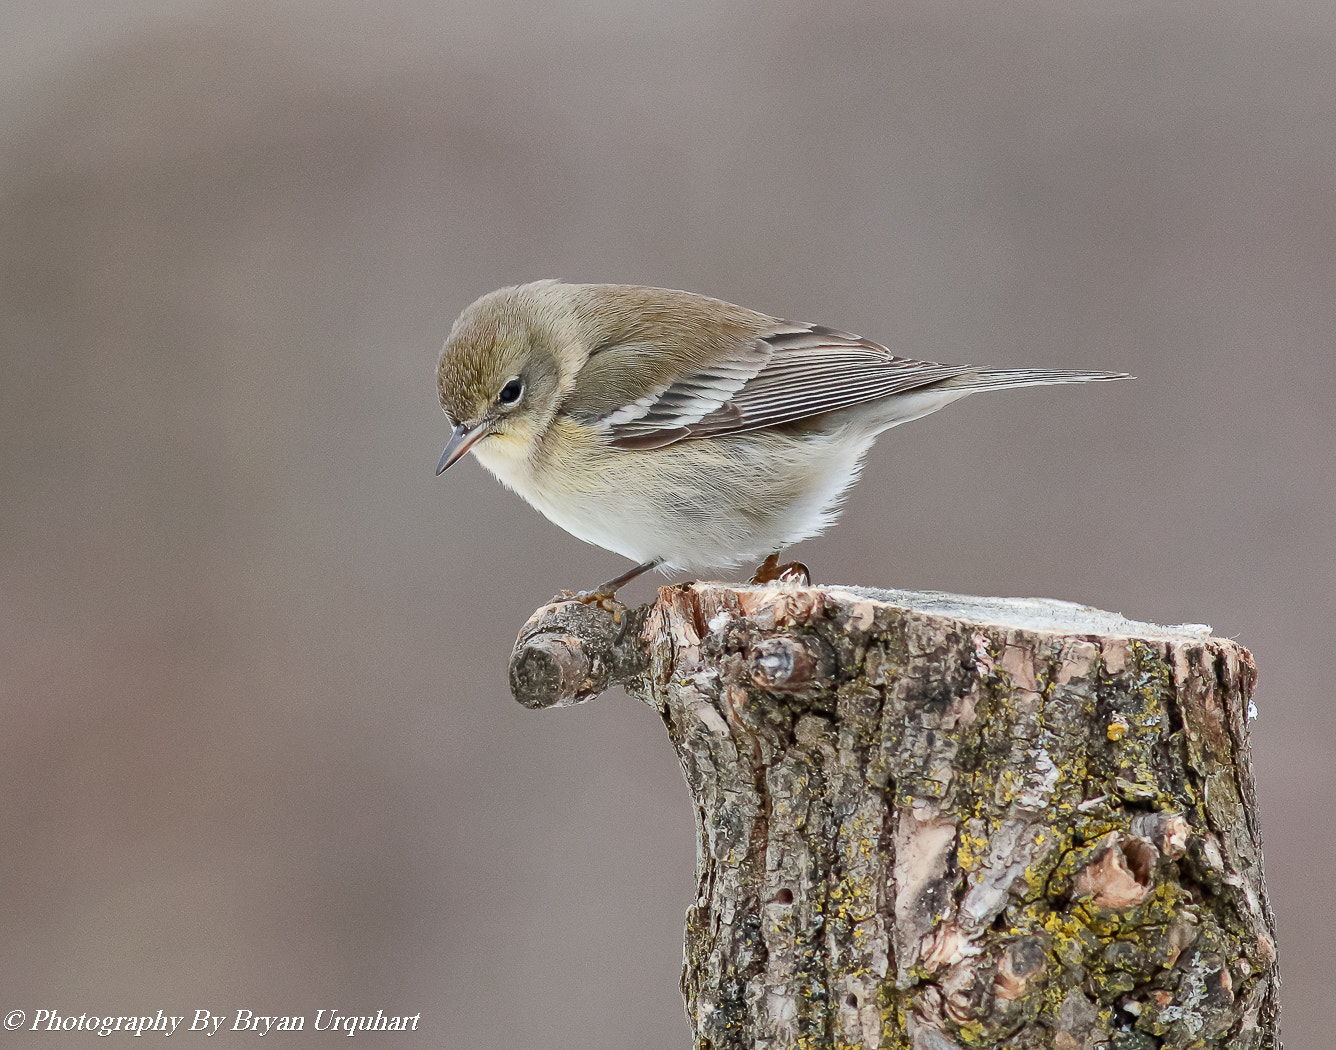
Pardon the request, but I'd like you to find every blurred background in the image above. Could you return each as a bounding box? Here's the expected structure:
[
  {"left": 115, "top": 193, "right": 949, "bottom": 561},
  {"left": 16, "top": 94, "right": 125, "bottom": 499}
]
[{"left": 2, "top": 1, "right": 1331, "bottom": 1046}]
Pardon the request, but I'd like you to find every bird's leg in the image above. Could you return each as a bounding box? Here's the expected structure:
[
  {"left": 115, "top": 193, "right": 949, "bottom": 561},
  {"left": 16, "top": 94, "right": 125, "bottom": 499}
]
[
  {"left": 559, "top": 559, "right": 662, "bottom": 618},
  {"left": 750, "top": 552, "right": 812, "bottom": 586}
]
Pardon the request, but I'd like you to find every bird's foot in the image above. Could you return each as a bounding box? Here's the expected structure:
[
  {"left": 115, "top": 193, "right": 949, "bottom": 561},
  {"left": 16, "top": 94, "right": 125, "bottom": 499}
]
[
  {"left": 556, "top": 587, "right": 628, "bottom": 622},
  {"left": 553, "top": 560, "right": 660, "bottom": 622},
  {"left": 750, "top": 553, "right": 812, "bottom": 586}
]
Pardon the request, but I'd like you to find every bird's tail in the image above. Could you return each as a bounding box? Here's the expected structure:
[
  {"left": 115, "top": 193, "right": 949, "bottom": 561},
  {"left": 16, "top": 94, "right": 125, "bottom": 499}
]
[{"left": 946, "top": 368, "right": 1132, "bottom": 392}]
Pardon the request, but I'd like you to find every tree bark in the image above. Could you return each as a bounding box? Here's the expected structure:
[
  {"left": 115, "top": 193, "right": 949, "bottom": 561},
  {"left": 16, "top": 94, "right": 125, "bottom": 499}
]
[{"left": 510, "top": 583, "right": 1280, "bottom": 1050}]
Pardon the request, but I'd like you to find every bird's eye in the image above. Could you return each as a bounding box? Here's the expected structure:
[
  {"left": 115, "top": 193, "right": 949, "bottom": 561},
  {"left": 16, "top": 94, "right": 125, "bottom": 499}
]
[{"left": 497, "top": 377, "right": 524, "bottom": 406}]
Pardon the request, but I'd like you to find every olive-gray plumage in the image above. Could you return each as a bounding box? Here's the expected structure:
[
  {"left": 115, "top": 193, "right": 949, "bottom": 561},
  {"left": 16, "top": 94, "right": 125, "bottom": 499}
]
[{"left": 435, "top": 281, "right": 1127, "bottom": 580}]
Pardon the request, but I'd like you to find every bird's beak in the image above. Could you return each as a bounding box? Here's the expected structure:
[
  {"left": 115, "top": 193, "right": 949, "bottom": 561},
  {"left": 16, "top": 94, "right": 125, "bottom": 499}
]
[{"left": 436, "top": 421, "right": 489, "bottom": 475}]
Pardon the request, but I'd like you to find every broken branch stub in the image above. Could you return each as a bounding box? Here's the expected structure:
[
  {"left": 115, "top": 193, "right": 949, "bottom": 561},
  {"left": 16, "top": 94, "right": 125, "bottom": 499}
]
[
  {"left": 508, "top": 584, "right": 1280, "bottom": 1049},
  {"left": 509, "top": 599, "right": 650, "bottom": 708}
]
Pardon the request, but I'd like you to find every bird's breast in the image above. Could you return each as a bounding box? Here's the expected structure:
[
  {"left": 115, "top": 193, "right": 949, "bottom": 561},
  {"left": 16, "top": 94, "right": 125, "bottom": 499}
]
[{"left": 470, "top": 417, "right": 876, "bottom": 571}]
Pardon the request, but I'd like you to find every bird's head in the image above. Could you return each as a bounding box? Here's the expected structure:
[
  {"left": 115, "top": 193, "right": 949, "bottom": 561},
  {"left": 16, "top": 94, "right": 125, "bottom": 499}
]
[{"left": 434, "top": 281, "right": 576, "bottom": 474}]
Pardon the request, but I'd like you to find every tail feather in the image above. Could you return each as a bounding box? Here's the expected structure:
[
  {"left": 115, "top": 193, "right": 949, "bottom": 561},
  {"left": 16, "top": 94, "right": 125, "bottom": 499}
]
[{"left": 946, "top": 368, "right": 1132, "bottom": 392}]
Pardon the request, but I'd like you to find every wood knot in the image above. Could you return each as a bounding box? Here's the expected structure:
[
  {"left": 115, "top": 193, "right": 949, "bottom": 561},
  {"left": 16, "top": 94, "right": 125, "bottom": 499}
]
[
  {"left": 748, "top": 634, "right": 834, "bottom": 693},
  {"left": 1073, "top": 832, "right": 1158, "bottom": 908},
  {"left": 994, "top": 934, "right": 1049, "bottom": 1002},
  {"left": 1129, "top": 811, "right": 1191, "bottom": 859}
]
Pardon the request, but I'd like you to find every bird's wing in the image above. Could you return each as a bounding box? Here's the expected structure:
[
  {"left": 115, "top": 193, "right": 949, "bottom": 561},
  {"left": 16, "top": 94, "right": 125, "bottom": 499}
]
[{"left": 588, "top": 323, "right": 972, "bottom": 451}]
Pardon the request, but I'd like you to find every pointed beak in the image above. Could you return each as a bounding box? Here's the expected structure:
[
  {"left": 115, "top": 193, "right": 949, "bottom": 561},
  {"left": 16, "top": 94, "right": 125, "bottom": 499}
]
[{"left": 436, "top": 421, "right": 489, "bottom": 475}]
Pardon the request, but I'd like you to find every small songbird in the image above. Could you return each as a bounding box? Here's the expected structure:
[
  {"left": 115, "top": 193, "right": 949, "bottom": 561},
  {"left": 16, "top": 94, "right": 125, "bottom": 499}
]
[{"left": 435, "top": 281, "right": 1128, "bottom": 600}]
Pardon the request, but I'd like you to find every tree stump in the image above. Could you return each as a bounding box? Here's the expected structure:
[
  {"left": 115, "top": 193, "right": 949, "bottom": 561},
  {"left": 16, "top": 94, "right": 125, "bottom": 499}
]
[{"left": 509, "top": 583, "right": 1280, "bottom": 1050}]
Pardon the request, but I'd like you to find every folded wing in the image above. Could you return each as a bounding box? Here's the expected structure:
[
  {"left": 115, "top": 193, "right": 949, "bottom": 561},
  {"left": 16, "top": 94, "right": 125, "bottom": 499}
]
[{"left": 600, "top": 324, "right": 972, "bottom": 450}]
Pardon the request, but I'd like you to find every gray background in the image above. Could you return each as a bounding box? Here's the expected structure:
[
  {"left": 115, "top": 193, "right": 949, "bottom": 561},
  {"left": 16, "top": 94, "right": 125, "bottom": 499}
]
[{"left": 2, "top": 2, "right": 1330, "bottom": 1046}]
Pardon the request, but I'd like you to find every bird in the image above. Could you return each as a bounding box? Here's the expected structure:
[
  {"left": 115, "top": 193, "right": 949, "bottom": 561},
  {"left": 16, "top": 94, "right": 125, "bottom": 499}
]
[{"left": 434, "top": 280, "right": 1128, "bottom": 602}]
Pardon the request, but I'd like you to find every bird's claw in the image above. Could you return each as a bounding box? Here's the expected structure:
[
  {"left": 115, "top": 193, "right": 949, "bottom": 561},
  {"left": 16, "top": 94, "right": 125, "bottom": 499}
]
[
  {"left": 556, "top": 588, "right": 628, "bottom": 622},
  {"left": 750, "top": 553, "right": 812, "bottom": 586}
]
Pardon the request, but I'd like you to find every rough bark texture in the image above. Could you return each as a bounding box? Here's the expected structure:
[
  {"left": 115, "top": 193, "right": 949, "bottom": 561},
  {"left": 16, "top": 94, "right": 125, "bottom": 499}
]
[{"left": 510, "top": 583, "right": 1280, "bottom": 1050}]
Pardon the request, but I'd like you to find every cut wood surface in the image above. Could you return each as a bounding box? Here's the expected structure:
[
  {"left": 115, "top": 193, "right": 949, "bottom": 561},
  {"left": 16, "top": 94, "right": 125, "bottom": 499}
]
[{"left": 510, "top": 583, "right": 1280, "bottom": 1050}]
